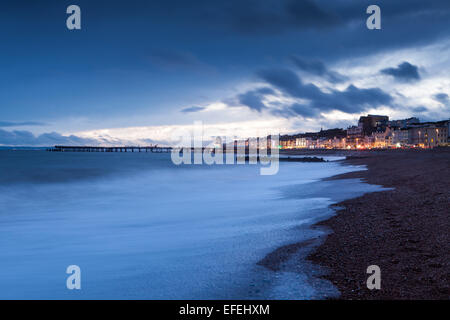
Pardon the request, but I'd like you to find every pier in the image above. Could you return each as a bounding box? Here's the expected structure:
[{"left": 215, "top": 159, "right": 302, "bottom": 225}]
[
  {"left": 47, "top": 145, "right": 279, "bottom": 156},
  {"left": 48, "top": 145, "right": 172, "bottom": 153}
]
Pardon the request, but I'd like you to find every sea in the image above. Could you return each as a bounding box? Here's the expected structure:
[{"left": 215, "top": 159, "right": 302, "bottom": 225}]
[{"left": 0, "top": 150, "right": 384, "bottom": 299}]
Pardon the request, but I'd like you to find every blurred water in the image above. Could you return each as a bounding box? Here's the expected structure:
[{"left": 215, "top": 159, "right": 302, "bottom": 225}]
[{"left": 0, "top": 150, "right": 383, "bottom": 299}]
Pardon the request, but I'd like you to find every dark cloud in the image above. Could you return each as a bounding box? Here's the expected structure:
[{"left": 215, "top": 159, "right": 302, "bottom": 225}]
[
  {"left": 237, "top": 87, "right": 275, "bottom": 112},
  {"left": 286, "top": 0, "right": 339, "bottom": 27},
  {"left": 290, "top": 56, "right": 347, "bottom": 83},
  {"left": 186, "top": 0, "right": 340, "bottom": 34},
  {"left": 3, "top": 0, "right": 450, "bottom": 125},
  {"left": 381, "top": 62, "right": 421, "bottom": 82},
  {"left": 0, "top": 129, "right": 98, "bottom": 146},
  {"left": 257, "top": 68, "right": 392, "bottom": 115},
  {"left": 272, "top": 103, "right": 319, "bottom": 119},
  {"left": 257, "top": 68, "right": 317, "bottom": 99},
  {"left": 180, "top": 106, "right": 205, "bottom": 113},
  {"left": 335, "top": 85, "right": 392, "bottom": 113},
  {"left": 103, "top": 0, "right": 450, "bottom": 37},
  {"left": 288, "top": 103, "right": 319, "bottom": 118},
  {"left": 412, "top": 106, "right": 428, "bottom": 113},
  {"left": 0, "top": 121, "right": 46, "bottom": 127},
  {"left": 433, "top": 93, "right": 449, "bottom": 105},
  {"left": 148, "top": 0, "right": 450, "bottom": 53}
]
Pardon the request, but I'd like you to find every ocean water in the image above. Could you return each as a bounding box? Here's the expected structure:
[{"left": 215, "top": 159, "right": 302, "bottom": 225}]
[{"left": 0, "top": 150, "right": 384, "bottom": 299}]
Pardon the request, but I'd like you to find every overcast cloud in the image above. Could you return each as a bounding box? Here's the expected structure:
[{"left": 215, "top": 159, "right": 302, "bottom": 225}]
[{"left": 0, "top": 0, "right": 449, "bottom": 145}]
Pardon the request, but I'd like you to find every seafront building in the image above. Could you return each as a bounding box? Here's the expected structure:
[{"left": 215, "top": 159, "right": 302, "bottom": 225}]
[{"left": 277, "top": 115, "right": 450, "bottom": 150}]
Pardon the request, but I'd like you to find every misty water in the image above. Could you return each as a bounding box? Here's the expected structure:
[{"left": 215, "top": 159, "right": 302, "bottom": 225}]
[{"left": 0, "top": 151, "right": 384, "bottom": 299}]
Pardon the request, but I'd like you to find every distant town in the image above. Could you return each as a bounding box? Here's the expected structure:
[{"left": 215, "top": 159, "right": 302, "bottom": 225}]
[
  {"left": 48, "top": 115, "right": 450, "bottom": 152},
  {"left": 272, "top": 115, "right": 450, "bottom": 150}
]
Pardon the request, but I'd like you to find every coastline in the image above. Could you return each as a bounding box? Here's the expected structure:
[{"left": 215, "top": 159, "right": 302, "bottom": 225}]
[
  {"left": 265, "top": 148, "right": 450, "bottom": 299},
  {"left": 256, "top": 153, "right": 386, "bottom": 299},
  {"left": 304, "top": 148, "right": 450, "bottom": 299}
]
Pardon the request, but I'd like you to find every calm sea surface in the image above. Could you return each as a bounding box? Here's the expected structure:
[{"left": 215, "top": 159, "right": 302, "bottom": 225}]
[{"left": 0, "top": 150, "right": 383, "bottom": 299}]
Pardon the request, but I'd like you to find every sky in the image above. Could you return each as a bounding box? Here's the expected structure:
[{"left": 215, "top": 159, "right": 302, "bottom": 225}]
[{"left": 0, "top": 0, "right": 449, "bottom": 146}]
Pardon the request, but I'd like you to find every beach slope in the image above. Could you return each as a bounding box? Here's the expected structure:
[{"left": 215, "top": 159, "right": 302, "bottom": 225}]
[{"left": 309, "top": 148, "right": 450, "bottom": 299}]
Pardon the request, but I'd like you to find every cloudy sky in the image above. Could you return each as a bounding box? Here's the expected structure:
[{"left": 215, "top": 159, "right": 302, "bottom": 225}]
[{"left": 1, "top": 0, "right": 449, "bottom": 146}]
